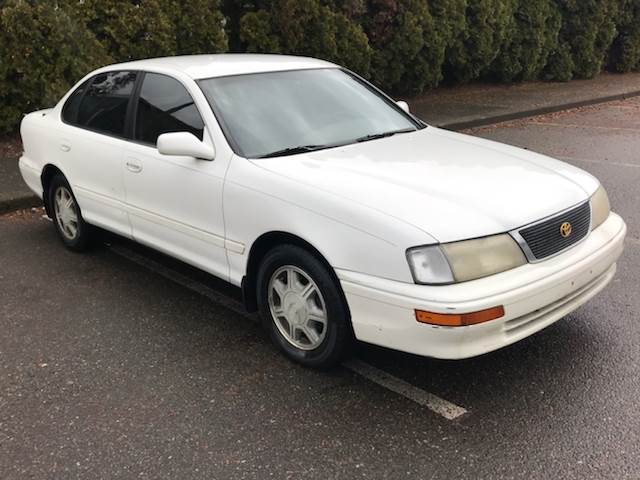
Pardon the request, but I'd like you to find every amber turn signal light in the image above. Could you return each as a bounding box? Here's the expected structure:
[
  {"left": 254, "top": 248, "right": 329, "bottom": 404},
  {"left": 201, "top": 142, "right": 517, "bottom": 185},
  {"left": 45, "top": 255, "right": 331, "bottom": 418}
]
[{"left": 415, "top": 306, "right": 505, "bottom": 327}]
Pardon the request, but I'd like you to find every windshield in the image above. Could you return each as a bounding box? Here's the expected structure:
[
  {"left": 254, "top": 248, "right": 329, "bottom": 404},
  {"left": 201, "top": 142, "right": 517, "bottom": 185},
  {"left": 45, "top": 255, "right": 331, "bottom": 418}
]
[{"left": 198, "top": 68, "right": 422, "bottom": 158}]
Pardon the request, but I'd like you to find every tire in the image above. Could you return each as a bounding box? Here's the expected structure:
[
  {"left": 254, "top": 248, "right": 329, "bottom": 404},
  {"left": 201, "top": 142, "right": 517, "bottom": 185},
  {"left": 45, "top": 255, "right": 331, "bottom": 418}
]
[
  {"left": 256, "top": 244, "right": 352, "bottom": 368},
  {"left": 48, "top": 174, "right": 91, "bottom": 251}
]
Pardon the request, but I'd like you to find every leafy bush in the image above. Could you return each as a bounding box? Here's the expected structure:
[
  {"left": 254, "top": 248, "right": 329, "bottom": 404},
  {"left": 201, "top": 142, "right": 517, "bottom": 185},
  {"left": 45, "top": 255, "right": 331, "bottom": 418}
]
[
  {"left": 489, "top": 0, "right": 561, "bottom": 82},
  {"left": 170, "top": 0, "right": 228, "bottom": 55},
  {"left": 443, "top": 0, "right": 517, "bottom": 83},
  {"left": 333, "top": 11, "right": 372, "bottom": 76},
  {"left": 547, "top": 0, "right": 620, "bottom": 80},
  {"left": 240, "top": 10, "right": 281, "bottom": 53},
  {"left": 429, "top": 0, "right": 467, "bottom": 59},
  {"left": 79, "top": 0, "right": 228, "bottom": 59},
  {"left": 543, "top": 41, "right": 575, "bottom": 81},
  {"left": 609, "top": 0, "right": 640, "bottom": 73},
  {"left": 0, "top": 1, "right": 111, "bottom": 134},
  {"left": 239, "top": 0, "right": 371, "bottom": 77},
  {"left": 79, "top": 0, "right": 177, "bottom": 62},
  {"left": 221, "top": 0, "right": 265, "bottom": 52},
  {"left": 362, "top": 0, "right": 445, "bottom": 93}
]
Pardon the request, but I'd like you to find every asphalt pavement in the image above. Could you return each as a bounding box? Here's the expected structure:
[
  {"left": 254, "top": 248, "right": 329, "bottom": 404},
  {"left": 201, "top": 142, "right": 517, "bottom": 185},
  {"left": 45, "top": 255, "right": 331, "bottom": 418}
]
[{"left": 1, "top": 98, "right": 639, "bottom": 479}]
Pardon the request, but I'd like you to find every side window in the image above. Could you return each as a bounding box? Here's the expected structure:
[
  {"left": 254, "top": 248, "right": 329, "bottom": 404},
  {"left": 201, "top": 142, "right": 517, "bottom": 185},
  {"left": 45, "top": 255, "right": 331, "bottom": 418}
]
[
  {"left": 135, "top": 73, "right": 205, "bottom": 146},
  {"left": 61, "top": 79, "right": 91, "bottom": 124},
  {"left": 76, "top": 71, "right": 137, "bottom": 137}
]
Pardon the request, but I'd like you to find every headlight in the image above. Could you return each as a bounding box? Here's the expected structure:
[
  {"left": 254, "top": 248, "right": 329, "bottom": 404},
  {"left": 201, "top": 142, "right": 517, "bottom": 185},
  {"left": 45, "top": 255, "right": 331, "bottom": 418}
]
[
  {"left": 407, "top": 234, "right": 527, "bottom": 285},
  {"left": 442, "top": 235, "right": 527, "bottom": 282},
  {"left": 590, "top": 184, "right": 610, "bottom": 230}
]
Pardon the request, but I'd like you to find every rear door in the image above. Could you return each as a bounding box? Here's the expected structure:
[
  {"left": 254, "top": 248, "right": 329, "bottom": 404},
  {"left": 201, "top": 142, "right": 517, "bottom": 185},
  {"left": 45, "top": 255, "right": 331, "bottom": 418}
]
[
  {"left": 122, "top": 72, "right": 229, "bottom": 280},
  {"left": 58, "top": 71, "right": 138, "bottom": 237}
]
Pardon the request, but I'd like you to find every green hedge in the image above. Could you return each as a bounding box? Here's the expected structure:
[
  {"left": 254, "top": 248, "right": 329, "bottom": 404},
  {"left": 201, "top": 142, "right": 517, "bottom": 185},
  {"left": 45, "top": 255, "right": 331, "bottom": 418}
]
[
  {"left": 609, "top": 0, "right": 640, "bottom": 72},
  {"left": 489, "top": 0, "right": 561, "bottom": 82},
  {"left": 1, "top": 0, "right": 640, "bottom": 134},
  {"left": 0, "top": 1, "right": 112, "bottom": 134},
  {"left": 238, "top": 0, "right": 371, "bottom": 77}
]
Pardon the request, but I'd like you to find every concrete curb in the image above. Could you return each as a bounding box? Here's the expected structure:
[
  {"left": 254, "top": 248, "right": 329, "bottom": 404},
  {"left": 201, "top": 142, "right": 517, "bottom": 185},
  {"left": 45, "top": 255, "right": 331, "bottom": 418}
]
[
  {"left": 437, "top": 89, "right": 640, "bottom": 130},
  {"left": 0, "top": 194, "right": 41, "bottom": 215}
]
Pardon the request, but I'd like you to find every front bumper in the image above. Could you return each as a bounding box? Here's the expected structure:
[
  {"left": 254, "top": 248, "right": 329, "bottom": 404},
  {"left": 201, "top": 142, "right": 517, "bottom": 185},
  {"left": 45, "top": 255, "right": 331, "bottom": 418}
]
[{"left": 338, "top": 212, "right": 626, "bottom": 359}]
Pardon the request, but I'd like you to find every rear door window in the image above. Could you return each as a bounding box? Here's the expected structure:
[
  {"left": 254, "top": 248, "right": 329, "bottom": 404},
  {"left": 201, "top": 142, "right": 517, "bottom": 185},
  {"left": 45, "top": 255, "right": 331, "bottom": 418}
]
[{"left": 74, "top": 71, "right": 137, "bottom": 137}]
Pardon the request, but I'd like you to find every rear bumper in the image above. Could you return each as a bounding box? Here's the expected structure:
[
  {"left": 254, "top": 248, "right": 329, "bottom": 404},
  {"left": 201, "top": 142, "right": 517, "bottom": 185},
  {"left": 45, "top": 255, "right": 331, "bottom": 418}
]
[
  {"left": 338, "top": 212, "right": 626, "bottom": 359},
  {"left": 18, "top": 155, "right": 44, "bottom": 199}
]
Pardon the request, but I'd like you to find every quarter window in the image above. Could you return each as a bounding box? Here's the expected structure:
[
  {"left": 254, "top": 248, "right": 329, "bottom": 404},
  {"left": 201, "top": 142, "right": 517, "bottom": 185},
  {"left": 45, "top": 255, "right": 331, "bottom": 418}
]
[
  {"left": 75, "top": 71, "right": 137, "bottom": 137},
  {"left": 135, "top": 73, "right": 204, "bottom": 146}
]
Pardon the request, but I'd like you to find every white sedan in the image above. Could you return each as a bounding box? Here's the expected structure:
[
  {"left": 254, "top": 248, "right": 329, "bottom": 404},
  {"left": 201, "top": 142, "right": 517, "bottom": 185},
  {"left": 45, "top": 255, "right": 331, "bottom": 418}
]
[{"left": 19, "top": 54, "right": 626, "bottom": 367}]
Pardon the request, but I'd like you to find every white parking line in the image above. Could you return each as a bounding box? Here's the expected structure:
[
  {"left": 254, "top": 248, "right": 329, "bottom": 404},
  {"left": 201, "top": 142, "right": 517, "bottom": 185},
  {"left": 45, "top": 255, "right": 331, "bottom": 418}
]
[
  {"left": 343, "top": 359, "right": 467, "bottom": 420},
  {"left": 108, "top": 243, "right": 467, "bottom": 420}
]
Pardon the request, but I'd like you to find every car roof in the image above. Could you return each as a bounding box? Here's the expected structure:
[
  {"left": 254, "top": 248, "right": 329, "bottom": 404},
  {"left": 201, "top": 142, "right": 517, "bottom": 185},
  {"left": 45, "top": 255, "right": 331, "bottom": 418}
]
[{"left": 104, "top": 54, "right": 338, "bottom": 80}]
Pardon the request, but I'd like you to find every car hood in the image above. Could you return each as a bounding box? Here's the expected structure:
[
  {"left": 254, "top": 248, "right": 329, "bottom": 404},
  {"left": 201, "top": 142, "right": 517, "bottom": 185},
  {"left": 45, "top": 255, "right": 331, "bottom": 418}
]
[{"left": 251, "top": 127, "right": 598, "bottom": 243}]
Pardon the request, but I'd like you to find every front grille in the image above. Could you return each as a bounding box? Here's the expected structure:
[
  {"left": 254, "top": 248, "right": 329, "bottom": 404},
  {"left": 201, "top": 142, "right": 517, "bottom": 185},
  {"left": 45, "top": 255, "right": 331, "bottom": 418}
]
[{"left": 519, "top": 202, "right": 591, "bottom": 260}]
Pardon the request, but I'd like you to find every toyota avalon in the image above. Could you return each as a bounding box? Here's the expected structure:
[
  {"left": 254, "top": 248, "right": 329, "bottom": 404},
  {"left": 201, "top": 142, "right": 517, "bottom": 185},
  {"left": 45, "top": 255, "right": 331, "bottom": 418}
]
[{"left": 18, "top": 55, "right": 626, "bottom": 367}]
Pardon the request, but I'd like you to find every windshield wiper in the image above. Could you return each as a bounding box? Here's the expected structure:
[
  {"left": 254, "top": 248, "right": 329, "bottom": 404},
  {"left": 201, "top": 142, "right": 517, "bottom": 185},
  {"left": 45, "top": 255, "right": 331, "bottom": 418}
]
[
  {"left": 256, "top": 144, "right": 328, "bottom": 158},
  {"left": 355, "top": 128, "right": 416, "bottom": 143},
  {"left": 256, "top": 128, "right": 417, "bottom": 158}
]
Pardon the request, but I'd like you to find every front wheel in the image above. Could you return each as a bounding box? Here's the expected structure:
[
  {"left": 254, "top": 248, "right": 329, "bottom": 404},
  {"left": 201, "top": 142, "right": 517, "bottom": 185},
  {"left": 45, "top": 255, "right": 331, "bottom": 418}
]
[
  {"left": 48, "top": 174, "right": 91, "bottom": 251},
  {"left": 257, "top": 245, "right": 352, "bottom": 368}
]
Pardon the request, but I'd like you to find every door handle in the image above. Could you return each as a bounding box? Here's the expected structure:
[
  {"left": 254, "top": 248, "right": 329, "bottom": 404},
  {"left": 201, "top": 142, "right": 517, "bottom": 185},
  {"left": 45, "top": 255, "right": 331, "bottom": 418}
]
[
  {"left": 126, "top": 159, "right": 143, "bottom": 173},
  {"left": 60, "top": 144, "right": 71, "bottom": 152}
]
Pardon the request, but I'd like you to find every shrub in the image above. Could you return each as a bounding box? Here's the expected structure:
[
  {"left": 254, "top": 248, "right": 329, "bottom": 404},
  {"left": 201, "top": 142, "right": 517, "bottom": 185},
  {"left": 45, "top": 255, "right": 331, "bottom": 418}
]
[
  {"left": 239, "top": 0, "right": 371, "bottom": 77},
  {"left": 79, "top": 0, "right": 177, "bottom": 62},
  {"left": 429, "top": 0, "right": 467, "bottom": 55},
  {"left": 362, "top": 0, "right": 445, "bottom": 93},
  {"left": 240, "top": 10, "right": 281, "bottom": 53},
  {"left": 489, "top": 0, "right": 561, "bottom": 82},
  {"left": 547, "top": 0, "right": 620, "bottom": 80},
  {"left": 76, "top": 0, "right": 227, "bottom": 59},
  {"left": 222, "top": 0, "right": 265, "bottom": 52},
  {"left": 0, "top": 1, "right": 111, "bottom": 134},
  {"left": 443, "top": 0, "right": 517, "bottom": 83},
  {"left": 333, "top": 11, "right": 372, "bottom": 76},
  {"left": 171, "top": 0, "right": 228, "bottom": 55},
  {"left": 543, "top": 41, "right": 575, "bottom": 81},
  {"left": 609, "top": 0, "right": 640, "bottom": 73}
]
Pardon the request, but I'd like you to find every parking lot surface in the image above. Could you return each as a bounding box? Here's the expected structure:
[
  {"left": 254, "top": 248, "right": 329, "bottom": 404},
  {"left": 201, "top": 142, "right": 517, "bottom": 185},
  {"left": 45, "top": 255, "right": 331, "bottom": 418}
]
[{"left": 1, "top": 98, "right": 639, "bottom": 479}]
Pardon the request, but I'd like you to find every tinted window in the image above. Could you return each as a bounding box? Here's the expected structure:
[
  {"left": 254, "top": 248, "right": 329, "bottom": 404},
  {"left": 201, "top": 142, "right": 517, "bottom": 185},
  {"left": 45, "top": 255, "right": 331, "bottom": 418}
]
[
  {"left": 135, "top": 73, "right": 204, "bottom": 146},
  {"left": 76, "top": 71, "right": 137, "bottom": 137},
  {"left": 62, "top": 79, "right": 91, "bottom": 124}
]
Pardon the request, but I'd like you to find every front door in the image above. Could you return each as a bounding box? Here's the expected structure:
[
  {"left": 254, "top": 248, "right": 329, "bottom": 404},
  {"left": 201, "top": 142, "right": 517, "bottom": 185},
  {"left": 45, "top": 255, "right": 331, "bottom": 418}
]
[{"left": 122, "top": 72, "right": 229, "bottom": 280}]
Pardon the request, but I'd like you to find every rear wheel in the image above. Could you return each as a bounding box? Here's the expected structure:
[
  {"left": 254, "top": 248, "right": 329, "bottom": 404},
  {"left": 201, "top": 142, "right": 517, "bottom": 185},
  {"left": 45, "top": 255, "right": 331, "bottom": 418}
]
[
  {"left": 257, "top": 245, "right": 352, "bottom": 368},
  {"left": 48, "top": 175, "right": 90, "bottom": 251}
]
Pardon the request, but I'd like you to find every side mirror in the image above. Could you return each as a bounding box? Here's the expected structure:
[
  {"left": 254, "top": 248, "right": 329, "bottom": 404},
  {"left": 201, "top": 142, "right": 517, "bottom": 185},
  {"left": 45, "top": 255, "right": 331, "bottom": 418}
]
[
  {"left": 396, "top": 100, "right": 410, "bottom": 113},
  {"left": 157, "top": 132, "right": 215, "bottom": 161}
]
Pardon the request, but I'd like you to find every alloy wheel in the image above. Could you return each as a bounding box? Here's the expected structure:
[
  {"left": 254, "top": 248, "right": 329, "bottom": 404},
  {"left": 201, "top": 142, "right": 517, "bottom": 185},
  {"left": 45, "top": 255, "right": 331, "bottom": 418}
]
[
  {"left": 267, "top": 265, "right": 328, "bottom": 350},
  {"left": 53, "top": 186, "right": 79, "bottom": 241}
]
